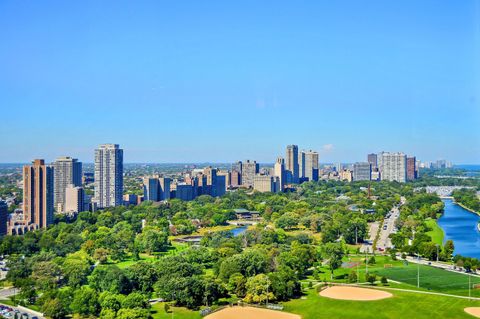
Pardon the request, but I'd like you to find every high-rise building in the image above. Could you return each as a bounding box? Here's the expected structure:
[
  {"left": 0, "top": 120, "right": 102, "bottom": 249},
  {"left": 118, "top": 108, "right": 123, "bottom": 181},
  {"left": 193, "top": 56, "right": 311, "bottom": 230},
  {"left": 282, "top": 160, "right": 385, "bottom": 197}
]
[
  {"left": 285, "top": 145, "right": 299, "bottom": 184},
  {"left": 143, "top": 176, "right": 171, "bottom": 201},
  {"left": 23, "top": 159, "right": 54, "bottom": 228},
  {"left": 367, "top": 153, "right": 378, "bottom": 168},
  {"left": 230, "top": 170, "right": 241, "bottom": 188},
  {"left": 304, "top": 151, "right": 319, "bottom": 182},
  {"left": 204, "top": 167, "right": 218, "bottom": 196},
  {"left": 353, "top": 162, "right": 372, "bottom": 181},
  {"left": 175, "top": 184, "right": 195, "bottom": 201},
  {"left": 0, "top": 200, "right": 7, "bottom": 235},
  {"left": 65, "top": 184, "right": 85, "bottom": 214},
  {"left": 232, "top": 161, "right": 242, "bottom": 186},
  {"left": 299, "top": 151, "right": 306, "bottom": 179},
  {"left": 94, "top": 144, "right": 124, "bottom": 208},
  {"left": 217, "top": 170, "right": 231, "bottom": 190},
  {"left": 253, "top": 175, "right": 279, "bottom": 193},
  {"left": 241, "top": 160, "right": 259, "bottom": 188},
  {"left": 407, "top": 157, "right": 417, "bottom": 181},
  {"left": 378, "top": 152, "right": 407, "bottom": 183},
  {"left": 53, "top": 157, "right": 82, "bottom": 212},
  {"left": 274, "top": 157, "right": 285, "bottom": 191}
]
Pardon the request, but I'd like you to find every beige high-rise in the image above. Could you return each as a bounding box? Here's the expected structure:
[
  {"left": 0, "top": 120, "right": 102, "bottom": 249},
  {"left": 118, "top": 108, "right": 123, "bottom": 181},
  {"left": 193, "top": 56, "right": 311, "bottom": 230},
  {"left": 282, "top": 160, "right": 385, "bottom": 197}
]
[{"left": 23, "top": 159, "right": 54, "bottom": 228}]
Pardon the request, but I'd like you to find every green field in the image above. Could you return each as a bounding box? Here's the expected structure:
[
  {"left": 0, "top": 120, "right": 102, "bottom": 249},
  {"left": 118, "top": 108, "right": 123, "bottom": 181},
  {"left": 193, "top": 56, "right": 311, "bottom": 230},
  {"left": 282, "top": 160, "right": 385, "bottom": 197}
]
[
  {"left": 283, "top": 287, "right": 480, "bottom": 319},
  {"left": 151, "top": 302, "right": 201, "bottom": 319},
  {"left": 375, "top": 263, "right": 480, "bottom": 297},
  {"left": 425, "top": 218, "right": 444, "bottom": 245}
]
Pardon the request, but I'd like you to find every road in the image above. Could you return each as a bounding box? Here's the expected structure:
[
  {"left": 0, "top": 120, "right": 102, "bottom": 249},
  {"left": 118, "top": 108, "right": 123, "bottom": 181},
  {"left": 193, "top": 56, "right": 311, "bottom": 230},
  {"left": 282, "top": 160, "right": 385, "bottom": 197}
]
[
  {"left": 369, "top": 196, "right": 405, "bottom": 252},
  {"left": 360, "top": 222, "right": 378, "bottom": 253},
  {"left": 404, "top": 255, "right": 480, "bottom": 277}
]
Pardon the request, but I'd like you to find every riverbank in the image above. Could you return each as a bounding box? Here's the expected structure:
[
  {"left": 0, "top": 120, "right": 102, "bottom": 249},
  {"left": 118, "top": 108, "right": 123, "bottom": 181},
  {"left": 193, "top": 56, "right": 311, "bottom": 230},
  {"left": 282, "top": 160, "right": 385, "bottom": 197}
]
[
  {"left": 425, "top": 218, "right": 444, "bottom": 245},
  {"left": 455, "top": 201, "right": 480, "bottom": 216}
]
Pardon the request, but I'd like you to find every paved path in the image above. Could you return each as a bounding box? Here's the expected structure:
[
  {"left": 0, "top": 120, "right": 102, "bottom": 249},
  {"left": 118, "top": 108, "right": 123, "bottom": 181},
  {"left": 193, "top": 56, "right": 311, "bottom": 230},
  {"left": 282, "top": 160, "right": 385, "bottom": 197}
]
[{"left": 360, "top": 222, "right": 378, "bottom": 253}]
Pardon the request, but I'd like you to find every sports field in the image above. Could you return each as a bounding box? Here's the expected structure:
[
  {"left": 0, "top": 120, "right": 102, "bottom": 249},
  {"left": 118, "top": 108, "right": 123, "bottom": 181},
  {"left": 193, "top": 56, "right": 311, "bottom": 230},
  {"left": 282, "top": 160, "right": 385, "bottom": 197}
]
[
  {"left": 284, "top": 287, "right": 480, "bottom": 319},
  {"left": 375, "top": 263, "right": 480, "bottom": 297}
]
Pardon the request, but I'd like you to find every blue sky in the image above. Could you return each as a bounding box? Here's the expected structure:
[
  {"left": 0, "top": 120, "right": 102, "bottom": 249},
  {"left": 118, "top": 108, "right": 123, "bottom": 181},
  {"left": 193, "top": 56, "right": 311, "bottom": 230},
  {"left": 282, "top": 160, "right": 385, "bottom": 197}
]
[{"left": 0, "top": 0, "right": 479, "bottom": 163}]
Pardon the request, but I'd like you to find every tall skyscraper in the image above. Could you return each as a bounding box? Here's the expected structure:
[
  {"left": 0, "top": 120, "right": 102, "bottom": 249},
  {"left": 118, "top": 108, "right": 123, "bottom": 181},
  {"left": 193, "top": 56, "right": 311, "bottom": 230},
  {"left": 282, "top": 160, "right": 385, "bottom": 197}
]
[
  {"left": 0, "top": 200, "right": 7, "bottom": 235},
  {"left": 299, "top": 151, "right": 306, "bottom": 179},
  {"left": 53, "top": 156, "right": 82, "bottom": 212},
  {"left": 94, "top": 144, "right": 124, "bottom": 208},
  {"left": 232, "top": 161, "right": 242, "bottom": 185},
  {"left": 274, "top": 157, "right": 285, "bottom": 191},
  {"left": 304, "top": 151, "right": 319, "bottom": 182},
  {"left": 159, "top": 177, "right": 171, "bottom": 200},
  {"left": 377, "top": 152, "right": 407, "bottom": 183},
  {"left": 407, "top": 156, "right": 417, "bottom": 181},
  {"left": 353, "top": 162, "right": 372, "bottom": 181},
  {"left": 23, "top": 159, "right": 54, "bottom": 228},
  {"left": 241, "top": 160, "right": 259, "bottom": 188},
  {"left": 367, "top": 153, "right": 378, "bottom": 168},
  {"left": 286, "top": 145, "right": 299, "bottom": 184},
  {"left": 65, "top": 184, "right": 85, "bottom": 214}
]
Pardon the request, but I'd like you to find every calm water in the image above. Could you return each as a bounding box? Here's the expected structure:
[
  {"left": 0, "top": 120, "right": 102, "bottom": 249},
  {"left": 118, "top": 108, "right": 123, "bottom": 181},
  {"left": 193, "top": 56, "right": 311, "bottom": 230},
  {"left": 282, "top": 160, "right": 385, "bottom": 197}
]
[
  {"left": 438, "top": 199, "right": 480, "bottom": 259},
  {"left": 231, "top": 226, "right": 248, "bottom": 237}
]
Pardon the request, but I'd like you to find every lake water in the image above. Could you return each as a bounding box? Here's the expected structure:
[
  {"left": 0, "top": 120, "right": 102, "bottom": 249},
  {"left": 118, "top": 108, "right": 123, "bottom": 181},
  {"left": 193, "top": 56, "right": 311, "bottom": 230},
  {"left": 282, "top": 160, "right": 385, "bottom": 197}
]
[
  {"left": 437, "top": 199, "right": 480, "bottom": 259},
  {"left": 231, "top": 226, "right": 248, "bottom": 237}
]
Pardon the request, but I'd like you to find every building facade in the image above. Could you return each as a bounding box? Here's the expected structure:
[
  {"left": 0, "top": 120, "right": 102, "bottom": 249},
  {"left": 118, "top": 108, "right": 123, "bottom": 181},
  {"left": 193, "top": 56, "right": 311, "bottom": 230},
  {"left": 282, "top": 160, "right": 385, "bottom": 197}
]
[
  {"left": 94, "top": 144, "right": 124, "bottom": 208},
  {"left": 253, "top": 175, "right": 279, "bottom": 193},
  {"left": 367, "top": 153, "right": 378, "bottom": 168},
  {"left": 274, "top": 157, "right": 285, "bottom": 191},
  {"left": 23, "top": 159, "right": 54, "bottom": 228},
  {"left": 53, "top": 156, "right": 82, "bottom": 212},
  {"left": 241, "top": 160, "right": 259, "bottom": 188},
  {"left": 285, "top": 145, "right": 299, "bottom": 184},
  {"left": 304, "top": 151, "right": 319, "bottom": 182},
  {"left": 407, "top": 156, "right": 417, "bottom": 181},
  {"left": 378, "top": 152, "right": 407, "bottom": 183},
  {"left": 353, "top": 162, "right": 372, "bottom": 181},
  {"left": 0, "top": 200, "right": 7, "bottom": 235},
  {"left": 65, "top": 184, "right": 85, "bottom": 214}
]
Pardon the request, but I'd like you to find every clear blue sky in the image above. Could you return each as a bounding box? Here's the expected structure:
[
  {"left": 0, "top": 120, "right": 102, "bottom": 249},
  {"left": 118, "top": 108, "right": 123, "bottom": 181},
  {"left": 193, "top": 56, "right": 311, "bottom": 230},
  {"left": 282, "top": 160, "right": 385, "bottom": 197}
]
[{"left": 1, "top": 1, "right": 479, "bottom": 163}]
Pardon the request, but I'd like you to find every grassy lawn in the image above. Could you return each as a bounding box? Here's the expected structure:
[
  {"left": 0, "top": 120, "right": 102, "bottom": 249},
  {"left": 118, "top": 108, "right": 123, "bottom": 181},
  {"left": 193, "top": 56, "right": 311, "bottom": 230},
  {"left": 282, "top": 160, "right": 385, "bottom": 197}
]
[
  {"left": 375, "top": 263, "right": 480, "bottom": 297},
  {"left": 114, "top": 243, "right": 188, "bottom": 269},
  {"left": 283, "top": 287, "right": 480, "bottom": 319},
  {"left": 425, "top": 218, "right": 444, "bottom": 245},
  {"left": 151, "top": 302, "right": 201, "bottom": 319}
]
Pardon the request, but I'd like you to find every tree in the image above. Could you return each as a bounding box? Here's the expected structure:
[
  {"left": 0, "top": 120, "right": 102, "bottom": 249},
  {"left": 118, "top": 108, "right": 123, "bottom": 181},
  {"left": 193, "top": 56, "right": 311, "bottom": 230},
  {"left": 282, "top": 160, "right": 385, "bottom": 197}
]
[
  {"left": 122, "top": 292, "right": 149, "bottom": 309},
  {"left": 324, "top": 243, "right": 344, "bottom": 279},
  {"left": 63, "top": 258, "right": 91, "bottom": 288},
  {"left": 275, "top": 212, "right": 300, "bottom": 230},
  {"left": 366, "top": 273, "right": 376, "bottom": 285},
  {"left": 93, "top": 248, "right": 109, "bottom": 264},
  {"left": 244, "top": 274, "right": 275, "bottom": 304},
  {"left": 348, "top": 271, "right": 358, "bottom": 283},
  {"left": 89, "top": 266, "right": 132, "bottom": 294},
  {"left": 70, "top": 286, "right": 99, "bottom": 316},
  {"left": 443, "top": 240, "right": 454, "bottom": 260},
  {"left": 135, "top": 228, "right": 169, "bottom": 254},
  {"left": 381, "top": 276, "right": 388, "bottom": 285},
  {"left": 42, "top": 298, "right": 67, "bottom": 319}
]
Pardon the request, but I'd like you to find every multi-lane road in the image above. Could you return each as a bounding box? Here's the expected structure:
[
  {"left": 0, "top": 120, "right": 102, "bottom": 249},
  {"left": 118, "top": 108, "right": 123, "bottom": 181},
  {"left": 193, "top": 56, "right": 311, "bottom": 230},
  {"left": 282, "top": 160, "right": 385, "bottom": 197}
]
[{"left": 361, "top": 197, "right": 405, "bottom": 253}]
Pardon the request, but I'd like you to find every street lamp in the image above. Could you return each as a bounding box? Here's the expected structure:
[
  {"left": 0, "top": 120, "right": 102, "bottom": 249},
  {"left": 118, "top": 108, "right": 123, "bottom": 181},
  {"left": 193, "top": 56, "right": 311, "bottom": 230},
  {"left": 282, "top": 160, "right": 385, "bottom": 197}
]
[{"left": 435, "top": 244, "right": 439, "bottom": 263}]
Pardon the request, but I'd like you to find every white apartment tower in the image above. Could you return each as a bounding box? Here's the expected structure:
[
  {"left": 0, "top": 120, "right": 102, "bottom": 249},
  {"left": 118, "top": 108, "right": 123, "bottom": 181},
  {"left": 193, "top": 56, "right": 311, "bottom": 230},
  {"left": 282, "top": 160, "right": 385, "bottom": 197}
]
[
  {"left": 53, "top": 157, "right": 82, "bottom": 212},
  {"left": 94, "top": 144, "right": 124, "bottom": 208},
  {"left": 377, "top": 152, "right": 407, "bottom": 183},
  {"left": 274, "top": 157, "right": 285, "bottom": 191}
]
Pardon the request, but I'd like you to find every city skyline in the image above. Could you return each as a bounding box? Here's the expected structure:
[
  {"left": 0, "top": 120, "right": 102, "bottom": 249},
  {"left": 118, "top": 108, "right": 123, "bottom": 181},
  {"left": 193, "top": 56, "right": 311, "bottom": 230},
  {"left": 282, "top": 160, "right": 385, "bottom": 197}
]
[{"left": 1, "top": 1, "right": 479, "bottom": 163}]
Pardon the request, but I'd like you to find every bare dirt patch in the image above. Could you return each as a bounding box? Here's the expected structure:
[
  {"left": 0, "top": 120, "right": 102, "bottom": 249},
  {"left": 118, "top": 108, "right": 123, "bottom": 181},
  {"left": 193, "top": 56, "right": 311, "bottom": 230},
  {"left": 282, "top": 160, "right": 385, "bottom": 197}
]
[
  {"left": 205, "top": 306, "right": 301, "bottom": 319},
  {"left": 320, "top": 286, "right": 393, "bottom": 301},
  {"left": 465, "top": 307, "right": 480, "bottom": 318}
]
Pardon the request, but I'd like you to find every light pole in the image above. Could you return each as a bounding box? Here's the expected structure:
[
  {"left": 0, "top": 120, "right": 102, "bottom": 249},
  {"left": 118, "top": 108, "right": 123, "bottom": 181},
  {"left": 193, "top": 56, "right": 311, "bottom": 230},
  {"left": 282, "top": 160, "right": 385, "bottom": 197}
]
[
  {"left": 469, "top": 274, "right": 472, "bottom": 301},
  {"left": 436, "top": 244, "right": 439, "bottom": 263}
]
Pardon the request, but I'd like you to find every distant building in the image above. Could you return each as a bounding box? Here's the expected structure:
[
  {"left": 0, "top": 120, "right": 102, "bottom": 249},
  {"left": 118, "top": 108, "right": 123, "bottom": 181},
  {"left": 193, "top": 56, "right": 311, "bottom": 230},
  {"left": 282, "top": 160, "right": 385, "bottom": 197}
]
[
  {"left": 371, "top": 169, "right": 381, "bottom": 181},
  {"left": 123, "top": 194, "right": 138, "bottom": 206},
  {"left": 353, "top": 162, "right": 372, "bottom": 181},
  {"left": 94, "top": 144, "right": 123, "bottom": 208},
  {"left": 274, "top": 157, "right": 285, "bottom": 191},
  {"left": 230, "top": 170, "right": 241, "bottom": 188},
  {"left": 367, "top": 153, "right": 378, "bottom": 168},
  {"left": 0, "top": 200, "right": 7, "bottom": 235},
  {"left": 304, "top": 151, "right": 319, "bottom": 182},
  {"left": 340, "top": 169, "right": 353, "bottom": 182},
  {"left": 407, "top": 157, "right": 417, "bottom": 181},
  {"left": 176, "top": 184, "right": 195, "bottom": 201},
  {"left": 23, "top": 159, "right": 54, "bottom": 228},
  {"left": 286, "top": 145, "right": 299, "bottom": 184},
  {"left": 64, "top": 184, "right": 85, "bottom": 214},
  {"left": 253, "top": 175, "right": 279, "bottom": 193},
  {"left": 378, "top": 152, "right": 407, "bottom": 183},
  {"left": 299, "top": 151, "right": 306, "bottom": 179},
  {"left": 217, "top": 170, "right": 231, "bottom": 190},
  {"left": 241, "top": 160, "right": 259, "bottom": 188},
  {"left": 53, "top": 157, "right": 82, "bottom": 212},
  {"left": 143, "top": 176, "right": 171, "bottom": 201}
]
